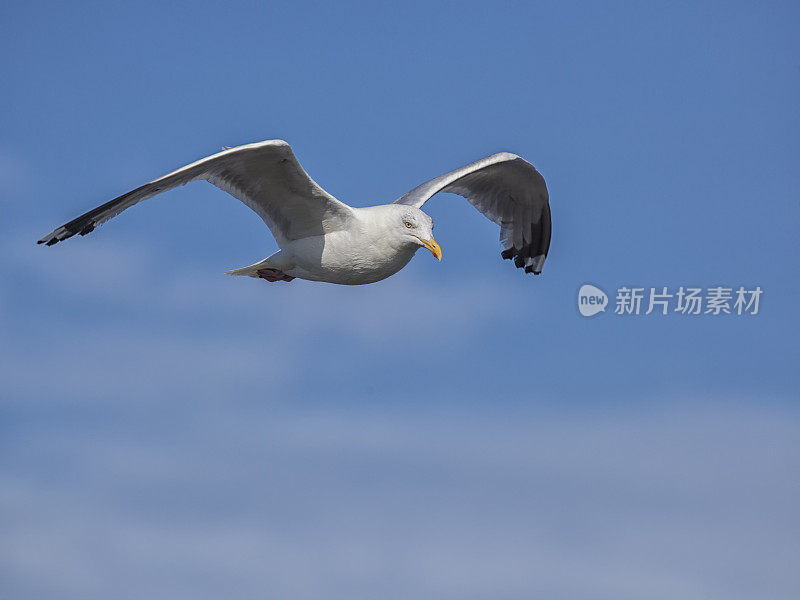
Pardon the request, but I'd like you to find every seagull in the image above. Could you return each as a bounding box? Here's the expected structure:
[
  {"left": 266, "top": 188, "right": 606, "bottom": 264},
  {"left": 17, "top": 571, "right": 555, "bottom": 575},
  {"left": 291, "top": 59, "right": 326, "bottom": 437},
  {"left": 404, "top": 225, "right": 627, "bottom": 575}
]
[{"left": 38, "top": 140, "right": 551, "bottom": 285}]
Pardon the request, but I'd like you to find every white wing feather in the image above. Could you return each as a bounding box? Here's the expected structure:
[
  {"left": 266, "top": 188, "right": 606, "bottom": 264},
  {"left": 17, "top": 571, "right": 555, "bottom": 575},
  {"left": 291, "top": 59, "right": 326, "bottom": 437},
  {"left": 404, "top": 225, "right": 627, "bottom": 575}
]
[
  {"left": 38, "top": 140, "right": 354, "bottom": 248},
  {"left": 394, "top": 152, "right": 551, "bottom": 274}
]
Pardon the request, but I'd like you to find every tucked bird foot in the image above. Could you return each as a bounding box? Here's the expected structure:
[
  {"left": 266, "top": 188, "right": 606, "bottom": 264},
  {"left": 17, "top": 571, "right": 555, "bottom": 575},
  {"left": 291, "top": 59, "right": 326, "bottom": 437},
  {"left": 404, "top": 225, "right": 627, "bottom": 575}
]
[{"left": 256, "top": 268, "right": 295, "bottom": 282}]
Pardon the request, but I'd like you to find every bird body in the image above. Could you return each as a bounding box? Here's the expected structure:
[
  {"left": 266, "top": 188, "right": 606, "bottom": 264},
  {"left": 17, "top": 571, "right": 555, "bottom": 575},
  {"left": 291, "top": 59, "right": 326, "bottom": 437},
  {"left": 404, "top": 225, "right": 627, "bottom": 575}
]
[
  {"left": 39, "top": 140, "right": 551, "bottom": 286},
  {"left": 238, "top": 207, "right": 422, "bottom": 285}
]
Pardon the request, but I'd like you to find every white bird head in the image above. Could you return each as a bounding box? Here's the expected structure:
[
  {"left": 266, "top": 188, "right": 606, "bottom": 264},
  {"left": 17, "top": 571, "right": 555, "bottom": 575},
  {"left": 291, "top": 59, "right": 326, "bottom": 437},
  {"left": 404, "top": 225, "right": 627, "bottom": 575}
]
[{"left": 380, "top": 204, "right": 442, "bottom": 261}]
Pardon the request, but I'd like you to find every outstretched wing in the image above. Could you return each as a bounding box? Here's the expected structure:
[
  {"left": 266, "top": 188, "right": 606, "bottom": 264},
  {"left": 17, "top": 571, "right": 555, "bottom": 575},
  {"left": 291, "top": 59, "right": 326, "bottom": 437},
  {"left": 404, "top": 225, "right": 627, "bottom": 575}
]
[
  {"left": 38, "top": 140, "right": 354, "bottom": 247},
  {"left": 394, "top": 152, "right": 551, "bottom": 274}
]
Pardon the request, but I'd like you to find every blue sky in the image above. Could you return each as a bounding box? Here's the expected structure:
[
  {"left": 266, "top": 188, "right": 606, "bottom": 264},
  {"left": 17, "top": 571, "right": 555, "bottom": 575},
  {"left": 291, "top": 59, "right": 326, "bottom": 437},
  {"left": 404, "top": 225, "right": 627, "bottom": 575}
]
[{"left": 1, "top": 1, "right": 799, "bottom": 598}]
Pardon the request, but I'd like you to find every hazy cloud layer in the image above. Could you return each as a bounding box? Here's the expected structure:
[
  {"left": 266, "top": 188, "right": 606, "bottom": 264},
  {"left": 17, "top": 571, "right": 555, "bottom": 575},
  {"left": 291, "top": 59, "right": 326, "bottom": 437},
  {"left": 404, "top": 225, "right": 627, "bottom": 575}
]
[{"left": 2, "top": 404, "right": 798, "bottom": 600}]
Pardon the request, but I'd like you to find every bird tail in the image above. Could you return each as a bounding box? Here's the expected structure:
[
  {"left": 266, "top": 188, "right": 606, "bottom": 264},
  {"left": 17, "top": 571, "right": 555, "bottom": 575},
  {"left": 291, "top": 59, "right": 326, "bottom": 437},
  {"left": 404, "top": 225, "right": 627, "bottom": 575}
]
[{"left": 225, "top": 258, "right": 272, "bottom": 277}]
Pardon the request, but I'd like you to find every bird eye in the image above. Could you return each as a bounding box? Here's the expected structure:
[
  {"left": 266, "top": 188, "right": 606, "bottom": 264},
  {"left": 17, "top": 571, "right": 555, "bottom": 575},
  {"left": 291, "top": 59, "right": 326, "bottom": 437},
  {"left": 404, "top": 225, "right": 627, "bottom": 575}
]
[{"left": 404, "top": 221, "right": 413, "bottom": 228}]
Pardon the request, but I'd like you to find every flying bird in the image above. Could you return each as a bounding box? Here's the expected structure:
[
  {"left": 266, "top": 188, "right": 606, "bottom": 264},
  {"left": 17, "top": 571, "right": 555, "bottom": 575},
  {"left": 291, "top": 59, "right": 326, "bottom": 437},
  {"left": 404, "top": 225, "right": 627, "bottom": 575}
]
[{"left": 38, "top": 140, "right": 551, "bottom": 285}]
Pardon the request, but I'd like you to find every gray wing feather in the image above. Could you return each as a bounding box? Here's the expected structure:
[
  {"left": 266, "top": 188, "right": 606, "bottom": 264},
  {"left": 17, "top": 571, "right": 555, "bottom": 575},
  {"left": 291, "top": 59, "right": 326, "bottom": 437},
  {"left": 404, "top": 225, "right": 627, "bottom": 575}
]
[
  {"left": 38, "top": 140, "right": 353, "bottom": 247},
  {"left": 394, "top": 152, "right": 551, "bottom": 274}
]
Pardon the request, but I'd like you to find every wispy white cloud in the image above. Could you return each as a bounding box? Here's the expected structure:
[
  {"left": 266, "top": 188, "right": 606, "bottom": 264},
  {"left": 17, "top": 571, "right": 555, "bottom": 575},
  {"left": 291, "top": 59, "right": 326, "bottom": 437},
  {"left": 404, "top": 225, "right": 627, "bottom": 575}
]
[
  {"left": 1, "top": 404, "right": 798, "bottom": 600},
  {"left": 2, "top": 234, "right": 519, "bottom": 406}
]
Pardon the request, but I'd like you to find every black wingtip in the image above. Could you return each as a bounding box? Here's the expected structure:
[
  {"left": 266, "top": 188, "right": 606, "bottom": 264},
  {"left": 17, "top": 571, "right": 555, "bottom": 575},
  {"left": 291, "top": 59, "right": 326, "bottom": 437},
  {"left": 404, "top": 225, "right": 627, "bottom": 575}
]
[
  {"left": 501, "top": 203, "right": 551, "bottom": 276},
  {"left": 38, "top": 219, "right": 97, "bottom": 246}
]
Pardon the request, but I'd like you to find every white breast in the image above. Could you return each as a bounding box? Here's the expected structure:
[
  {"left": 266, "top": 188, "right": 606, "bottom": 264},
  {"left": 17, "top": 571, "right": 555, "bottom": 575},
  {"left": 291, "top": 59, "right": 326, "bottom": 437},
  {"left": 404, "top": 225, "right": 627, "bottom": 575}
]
[{"left": 283, "top": 229, "right": 418, "bottom": 285}]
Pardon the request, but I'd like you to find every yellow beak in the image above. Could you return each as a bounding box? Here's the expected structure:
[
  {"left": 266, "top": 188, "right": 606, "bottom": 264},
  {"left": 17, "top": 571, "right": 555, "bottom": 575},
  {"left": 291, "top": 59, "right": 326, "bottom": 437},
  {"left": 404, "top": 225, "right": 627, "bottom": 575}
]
[{"left": 419, "top": 236, "right": 443, "bottom": 261}]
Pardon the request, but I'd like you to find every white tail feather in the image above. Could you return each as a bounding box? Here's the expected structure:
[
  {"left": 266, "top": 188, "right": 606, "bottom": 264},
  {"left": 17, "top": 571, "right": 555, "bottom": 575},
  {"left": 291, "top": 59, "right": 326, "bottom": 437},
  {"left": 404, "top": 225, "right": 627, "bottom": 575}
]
[{"left": 225, "top": 259, "right": 272, "bottom": 277}]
